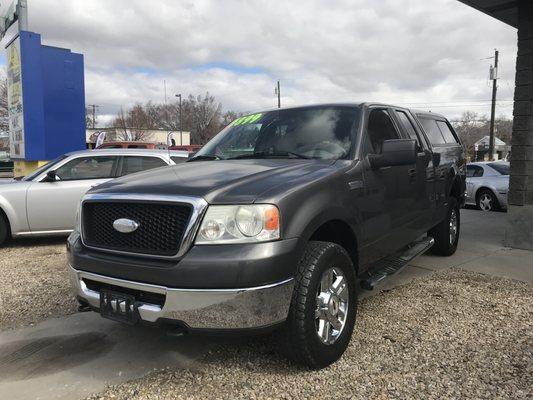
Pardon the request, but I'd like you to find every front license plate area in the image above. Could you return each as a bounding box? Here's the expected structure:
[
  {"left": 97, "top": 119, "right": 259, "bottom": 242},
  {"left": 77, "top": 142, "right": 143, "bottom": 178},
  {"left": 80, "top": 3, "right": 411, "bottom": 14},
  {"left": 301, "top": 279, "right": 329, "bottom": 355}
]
[{"left": 100, "top": 289, "right": 139, "bottom": 324}]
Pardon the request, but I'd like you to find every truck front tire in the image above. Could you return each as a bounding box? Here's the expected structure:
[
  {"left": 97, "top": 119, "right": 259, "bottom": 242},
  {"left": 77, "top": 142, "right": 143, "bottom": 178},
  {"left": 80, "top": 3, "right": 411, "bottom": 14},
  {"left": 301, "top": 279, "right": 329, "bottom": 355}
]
[
  {"left": 429, "top": 197, "right": 460, "bottom": 256},
  {"left": 281, "top": 241, "right": 357, "bottom": 369},
  {"left": 0, "top": 213, "right": 9, "bottom": 246}
]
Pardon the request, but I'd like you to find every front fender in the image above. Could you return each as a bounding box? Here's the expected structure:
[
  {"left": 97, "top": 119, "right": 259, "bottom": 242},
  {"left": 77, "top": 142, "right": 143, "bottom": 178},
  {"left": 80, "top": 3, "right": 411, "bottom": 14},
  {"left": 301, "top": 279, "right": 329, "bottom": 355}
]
[{"left": 0, "top": 191, "right": 29, "bottom": 234}]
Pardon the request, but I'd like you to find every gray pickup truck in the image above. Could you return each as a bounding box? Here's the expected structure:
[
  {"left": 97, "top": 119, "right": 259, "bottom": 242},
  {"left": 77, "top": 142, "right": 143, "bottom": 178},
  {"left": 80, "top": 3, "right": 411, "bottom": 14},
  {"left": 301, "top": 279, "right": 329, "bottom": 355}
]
[{"left": 67, "top": 103, "right": 465, "bottom": 368}]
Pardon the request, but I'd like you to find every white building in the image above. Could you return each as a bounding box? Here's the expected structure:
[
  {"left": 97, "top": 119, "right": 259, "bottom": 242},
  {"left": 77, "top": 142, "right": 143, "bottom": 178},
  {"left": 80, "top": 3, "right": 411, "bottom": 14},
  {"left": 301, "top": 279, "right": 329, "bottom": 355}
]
[
  {"left": 474, "top": 136, "right": 510, "bottom": 161},
  {"left": 86, "top": 128, "right": 191, "bottom": 148}
]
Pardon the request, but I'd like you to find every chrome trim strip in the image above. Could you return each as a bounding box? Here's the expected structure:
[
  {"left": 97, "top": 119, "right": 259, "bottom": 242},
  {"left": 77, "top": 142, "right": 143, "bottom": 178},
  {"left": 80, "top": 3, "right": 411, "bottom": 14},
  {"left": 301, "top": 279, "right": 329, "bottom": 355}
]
[
  {"left": 79, "top": 193, "right": 208, "bottom": 260},
  {"left": 70, "top": 266, "right": 294, "bottom": 329},
  {"left": 75, "top": 267, "right": 293, "bottom": 293},
  {"left": 14, "top": 229, "right": 73, "bottom": 236}
]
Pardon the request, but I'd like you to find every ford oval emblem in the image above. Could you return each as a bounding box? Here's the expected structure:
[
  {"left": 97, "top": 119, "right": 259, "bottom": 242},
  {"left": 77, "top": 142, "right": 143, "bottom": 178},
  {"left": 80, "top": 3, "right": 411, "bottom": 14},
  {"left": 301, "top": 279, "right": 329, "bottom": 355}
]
[{"left": 113, "top": 218, "right": 140, "bottom": 233}]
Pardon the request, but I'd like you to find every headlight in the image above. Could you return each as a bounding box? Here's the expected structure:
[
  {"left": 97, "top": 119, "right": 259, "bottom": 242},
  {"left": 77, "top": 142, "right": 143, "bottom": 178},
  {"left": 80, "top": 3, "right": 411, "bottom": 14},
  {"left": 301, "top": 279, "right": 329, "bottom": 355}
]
[{"left": 196, "top": 204, "right": 280, "bottom": 244}]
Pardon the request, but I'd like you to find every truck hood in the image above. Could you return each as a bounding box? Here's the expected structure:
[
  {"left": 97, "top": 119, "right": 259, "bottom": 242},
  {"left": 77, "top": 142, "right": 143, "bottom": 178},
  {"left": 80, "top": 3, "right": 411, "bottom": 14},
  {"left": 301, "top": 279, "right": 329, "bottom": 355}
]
[{"left": 90, "top": 159, "right": 336, "bottom": 203}]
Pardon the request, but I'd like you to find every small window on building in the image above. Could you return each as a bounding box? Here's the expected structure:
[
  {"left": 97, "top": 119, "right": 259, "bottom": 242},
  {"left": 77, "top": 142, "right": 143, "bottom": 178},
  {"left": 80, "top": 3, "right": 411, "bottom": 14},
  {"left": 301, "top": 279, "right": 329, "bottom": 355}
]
[
  {"left": 436, "top": 120, "right": 458, "bottom": 144},
  {"left": 418, "top": 117, "right": 446, "bottom": 145}
]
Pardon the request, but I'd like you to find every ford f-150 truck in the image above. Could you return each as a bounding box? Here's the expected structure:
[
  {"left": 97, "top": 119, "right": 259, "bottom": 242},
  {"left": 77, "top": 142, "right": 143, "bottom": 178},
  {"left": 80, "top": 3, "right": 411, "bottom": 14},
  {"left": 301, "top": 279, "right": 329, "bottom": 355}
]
[{"left": 67, "top": 103, "right": 466, "bottom": 368}]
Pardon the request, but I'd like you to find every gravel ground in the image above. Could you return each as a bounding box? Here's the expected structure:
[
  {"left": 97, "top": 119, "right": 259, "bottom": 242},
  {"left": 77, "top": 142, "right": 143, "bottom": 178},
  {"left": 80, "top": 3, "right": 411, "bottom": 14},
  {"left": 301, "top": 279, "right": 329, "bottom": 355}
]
[
  {"left": 0, "top": 238, "right": 77, "bottom": 330},
  {"left": 87, "top": 269, "right": 532, "bottom": 400}
]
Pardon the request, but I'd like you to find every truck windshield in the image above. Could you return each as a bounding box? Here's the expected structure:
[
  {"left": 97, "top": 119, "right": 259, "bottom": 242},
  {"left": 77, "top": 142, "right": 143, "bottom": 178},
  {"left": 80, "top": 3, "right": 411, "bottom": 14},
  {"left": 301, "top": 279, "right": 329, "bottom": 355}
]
[{"left": 193, "top": 106, "right": 360, "bottom": 161}]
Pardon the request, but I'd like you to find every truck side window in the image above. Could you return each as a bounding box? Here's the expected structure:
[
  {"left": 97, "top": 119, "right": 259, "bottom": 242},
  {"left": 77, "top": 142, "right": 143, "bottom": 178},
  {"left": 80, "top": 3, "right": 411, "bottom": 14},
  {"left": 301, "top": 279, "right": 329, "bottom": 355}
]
[
  {"left": 396, "top": 110, "right": 422, "bottom": 148},
  {"left": 436, "top": 120, "right": 459, "bottom": 144},
  {"left": 365, "top": 109, "right": 400, "bottom": 154},
  {"left": 418, "top": 117, "right": 446, "bottom": 145}
]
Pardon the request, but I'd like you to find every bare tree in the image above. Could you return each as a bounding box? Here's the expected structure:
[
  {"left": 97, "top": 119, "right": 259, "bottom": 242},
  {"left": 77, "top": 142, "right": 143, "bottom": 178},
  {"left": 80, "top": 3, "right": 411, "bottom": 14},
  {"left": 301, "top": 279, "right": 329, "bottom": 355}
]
[
  {"left": 108, "top": 92, "right": 241, "bottom": 144},
  {"left": 452, "top": 112, "right": 513, "bottom": 160},
  {"left": 221, "top": 110, "right": 245, "bottom": 129},
  {"left": 452, "top": 112, "right": 488, "bottom": 160},
  {"left": 111, "top": 105, "right": 153, "bottom": 141}
]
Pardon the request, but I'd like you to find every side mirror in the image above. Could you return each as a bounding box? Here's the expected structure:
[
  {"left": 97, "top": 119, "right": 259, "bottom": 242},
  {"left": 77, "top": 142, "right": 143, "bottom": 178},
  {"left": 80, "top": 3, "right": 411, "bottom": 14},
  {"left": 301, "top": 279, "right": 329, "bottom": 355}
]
[
  {"left": 43, "top": 170, "right": 59, "bottom": 182},
  {"left": 368, "top": 139, "right": 417, "bottom": 169}
]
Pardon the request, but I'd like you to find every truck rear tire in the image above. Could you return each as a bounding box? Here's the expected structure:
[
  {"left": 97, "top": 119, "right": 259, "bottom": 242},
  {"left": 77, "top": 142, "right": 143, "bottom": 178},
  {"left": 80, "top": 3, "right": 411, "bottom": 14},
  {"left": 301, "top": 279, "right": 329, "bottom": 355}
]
[
  {"left": 429, "top": 198, "right": 460, "bottom": 256},
  {"left": 280, "top": 241, "right": 357, "bottom": 369}
]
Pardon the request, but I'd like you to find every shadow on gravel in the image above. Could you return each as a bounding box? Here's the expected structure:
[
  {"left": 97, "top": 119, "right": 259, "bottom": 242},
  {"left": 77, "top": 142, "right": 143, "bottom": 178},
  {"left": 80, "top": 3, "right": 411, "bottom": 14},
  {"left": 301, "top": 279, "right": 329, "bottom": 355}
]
[
  {"left": 0, "top": 332, "right": 115, "bottom": 381},
  {"left": 3, "top": 236, "right": 67, "bottom": 248}
]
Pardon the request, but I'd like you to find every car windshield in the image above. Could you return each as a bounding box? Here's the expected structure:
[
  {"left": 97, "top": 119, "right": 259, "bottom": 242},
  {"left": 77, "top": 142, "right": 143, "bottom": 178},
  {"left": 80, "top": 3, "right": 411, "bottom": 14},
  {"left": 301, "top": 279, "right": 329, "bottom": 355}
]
[
  {"left": 22, "top": 155, "right": 68, "bottom": 181},
  {"left": 488, "top": 162, "right": 509, "bottom": 175},
  {"left": 193, "top": 106, "right": 360, "bottom": 161}
]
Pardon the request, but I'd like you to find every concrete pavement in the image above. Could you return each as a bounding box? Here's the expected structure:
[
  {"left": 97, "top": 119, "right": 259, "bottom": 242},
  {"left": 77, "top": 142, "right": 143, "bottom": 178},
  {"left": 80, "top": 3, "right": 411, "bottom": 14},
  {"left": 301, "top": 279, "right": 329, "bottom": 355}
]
[
  {"left": 0, "top": 208, "right": 531, "bottom": 399},
  {"left": 376, "top": 208, "right": 533, "bottom": 294}
]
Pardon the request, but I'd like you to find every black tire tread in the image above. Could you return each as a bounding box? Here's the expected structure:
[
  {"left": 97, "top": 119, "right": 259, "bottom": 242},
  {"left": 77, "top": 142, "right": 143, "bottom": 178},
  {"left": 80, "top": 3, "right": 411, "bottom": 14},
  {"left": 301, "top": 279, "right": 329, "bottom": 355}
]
[
  {"left": 476, "top": 188, "right": 499, "bottom": 211},
  {"left": 281, "top": 241, "right": 353, "bottom": 369},
  {"left": 0, "top": 211, "right": 9, "bottom": 246},
  {"left": 429, "top": 197, "right": 459, "bottom": 256}
]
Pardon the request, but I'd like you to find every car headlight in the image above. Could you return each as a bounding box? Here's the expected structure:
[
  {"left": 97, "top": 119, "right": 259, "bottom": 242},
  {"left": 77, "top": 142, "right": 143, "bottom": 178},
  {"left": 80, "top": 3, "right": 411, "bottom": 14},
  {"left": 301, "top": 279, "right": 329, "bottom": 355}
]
[{"left": 195, "top": 204, "right": 280, "bottom": 244}]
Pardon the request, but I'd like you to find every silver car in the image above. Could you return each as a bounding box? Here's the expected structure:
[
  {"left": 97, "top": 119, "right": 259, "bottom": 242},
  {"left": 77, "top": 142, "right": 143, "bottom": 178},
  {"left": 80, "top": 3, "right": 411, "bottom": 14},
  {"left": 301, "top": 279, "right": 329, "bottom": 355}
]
[
  {"left": 465, "top": 161, "right": 509, "bottom": 211},
  {"left": 0, "top": 149, "right": 188, "bottom": 245}
]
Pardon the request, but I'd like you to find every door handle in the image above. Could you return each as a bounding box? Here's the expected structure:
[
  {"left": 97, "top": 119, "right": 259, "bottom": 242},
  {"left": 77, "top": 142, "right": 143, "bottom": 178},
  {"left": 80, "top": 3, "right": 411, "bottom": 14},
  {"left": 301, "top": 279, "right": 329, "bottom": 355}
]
[{"left": 408, "top": 168, "right": 417, "bottom": 182}]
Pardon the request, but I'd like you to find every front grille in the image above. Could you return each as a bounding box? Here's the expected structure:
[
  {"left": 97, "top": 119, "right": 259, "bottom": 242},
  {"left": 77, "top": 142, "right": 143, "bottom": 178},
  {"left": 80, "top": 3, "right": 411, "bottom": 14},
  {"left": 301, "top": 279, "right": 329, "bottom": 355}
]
[{"left": 82, "top": 201, "right": 192, "bottom": 256}]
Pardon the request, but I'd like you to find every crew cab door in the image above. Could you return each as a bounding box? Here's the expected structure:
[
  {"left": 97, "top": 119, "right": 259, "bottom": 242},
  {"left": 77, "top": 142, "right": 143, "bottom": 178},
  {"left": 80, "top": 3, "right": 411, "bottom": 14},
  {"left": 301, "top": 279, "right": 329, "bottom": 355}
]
[
  {"left": 359, "top": 107, "right": 419, "bottom": 262},
  {"left": 416, "top": 116, "right": 463, "bottom": 222},
  {"left": 26, "top": 155, "right": 119, "bottom": 232},
  {"left": 392, "top": 108, "right": 435, "bottom": 233}
]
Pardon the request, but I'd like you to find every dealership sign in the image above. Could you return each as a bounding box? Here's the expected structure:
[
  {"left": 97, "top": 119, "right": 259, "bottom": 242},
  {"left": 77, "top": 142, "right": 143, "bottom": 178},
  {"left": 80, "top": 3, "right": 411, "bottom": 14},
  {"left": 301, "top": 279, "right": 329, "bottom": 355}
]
[{"left": 6, "top": 36, "right": 25, "bottom": 158}]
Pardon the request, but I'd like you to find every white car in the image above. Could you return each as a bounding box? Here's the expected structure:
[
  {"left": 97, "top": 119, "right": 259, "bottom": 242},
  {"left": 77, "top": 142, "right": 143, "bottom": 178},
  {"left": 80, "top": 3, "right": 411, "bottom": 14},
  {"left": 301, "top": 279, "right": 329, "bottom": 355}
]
[
  {"left": 465, "top": 161, "right": 509, "bottom": 211},
  {"left": 0, "top": 148, "right": 188, "bottom": 245}
]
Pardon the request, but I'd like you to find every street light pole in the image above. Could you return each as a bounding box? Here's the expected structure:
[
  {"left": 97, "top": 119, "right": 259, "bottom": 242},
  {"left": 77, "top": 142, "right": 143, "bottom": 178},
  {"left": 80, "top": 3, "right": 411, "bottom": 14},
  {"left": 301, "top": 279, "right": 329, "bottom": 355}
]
[{"left": 175, "top": 94, "right": 182, "bottom": 145}]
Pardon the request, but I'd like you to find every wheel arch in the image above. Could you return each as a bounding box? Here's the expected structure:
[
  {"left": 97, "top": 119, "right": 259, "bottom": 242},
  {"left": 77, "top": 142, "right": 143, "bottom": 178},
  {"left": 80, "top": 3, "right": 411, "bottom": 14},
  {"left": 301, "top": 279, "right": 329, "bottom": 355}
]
[
  {"left": 449, "top": 174, "right": 465, "bottom": 203},
  {"left": 475, "top": 186, "right": 499, "bottom": 203},
  {"left": 0, "top": 204, "right": 12, "bottom": 237},
  {"left": 307, "top": 219, "right": 359, "bottom": 274}
]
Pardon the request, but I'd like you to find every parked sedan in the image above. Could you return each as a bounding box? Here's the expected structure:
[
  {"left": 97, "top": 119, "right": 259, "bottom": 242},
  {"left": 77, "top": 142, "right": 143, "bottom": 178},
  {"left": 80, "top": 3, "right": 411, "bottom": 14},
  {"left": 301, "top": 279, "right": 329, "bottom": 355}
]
[
  {"left": 465, "top": 161, "right": 509, "bottom": 211},
  {"left": 0, "top": 149, "right": 188, "bottom": 245}
]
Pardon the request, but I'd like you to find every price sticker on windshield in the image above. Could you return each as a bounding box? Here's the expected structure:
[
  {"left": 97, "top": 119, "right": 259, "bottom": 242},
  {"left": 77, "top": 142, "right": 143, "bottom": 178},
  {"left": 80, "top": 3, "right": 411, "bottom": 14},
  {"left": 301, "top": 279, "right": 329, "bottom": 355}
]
[{"left": 232, "top": 113, "right": 263, "bottom": 126}]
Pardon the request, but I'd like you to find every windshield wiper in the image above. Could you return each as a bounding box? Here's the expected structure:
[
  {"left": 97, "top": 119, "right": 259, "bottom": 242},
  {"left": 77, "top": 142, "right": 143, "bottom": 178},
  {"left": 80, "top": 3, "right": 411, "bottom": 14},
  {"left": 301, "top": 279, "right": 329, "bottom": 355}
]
[
  {"left": 228, "top": 151, "right": 311, "bottom": 160},
  {"left": 187, "top": 154, "right": 223, "bottom": 162}
]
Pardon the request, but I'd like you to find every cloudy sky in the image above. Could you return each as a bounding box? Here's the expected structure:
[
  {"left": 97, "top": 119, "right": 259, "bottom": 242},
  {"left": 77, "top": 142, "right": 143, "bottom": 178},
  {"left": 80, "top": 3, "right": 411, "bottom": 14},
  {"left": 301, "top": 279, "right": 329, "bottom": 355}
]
[{"left": 0, "top": 0, "right": 518, "bottom": 125}]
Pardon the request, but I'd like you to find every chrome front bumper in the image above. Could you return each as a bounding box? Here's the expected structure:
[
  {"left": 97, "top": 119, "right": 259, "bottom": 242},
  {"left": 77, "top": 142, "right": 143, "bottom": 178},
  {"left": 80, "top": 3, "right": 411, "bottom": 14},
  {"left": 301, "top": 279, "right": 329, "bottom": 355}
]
[{"left": 69, "top": 266, "right": 294, "bottom": 330}]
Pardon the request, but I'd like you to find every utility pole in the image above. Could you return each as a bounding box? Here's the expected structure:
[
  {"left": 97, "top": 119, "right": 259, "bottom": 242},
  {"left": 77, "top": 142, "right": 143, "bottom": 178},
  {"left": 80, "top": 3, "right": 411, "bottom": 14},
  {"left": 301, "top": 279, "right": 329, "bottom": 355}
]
[
  {"left": 488, "top": 49, "right": 499, "bottom": 161},
  {"left": 275, "top": 80, "right": 281, "bottom": 108},
  {"left": 88, "top": 104, "right": 100, "bottom": 128},
  {"left": 175, "top": 94, "right": 182, "bottom": 145}
]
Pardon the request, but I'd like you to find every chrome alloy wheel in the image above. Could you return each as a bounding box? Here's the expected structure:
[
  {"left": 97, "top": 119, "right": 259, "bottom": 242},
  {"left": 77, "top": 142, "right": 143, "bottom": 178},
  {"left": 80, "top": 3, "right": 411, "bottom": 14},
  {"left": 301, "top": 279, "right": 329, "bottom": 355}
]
[
  {"left": 315, "top": 267, "right": 349, "bottom": 345},
  {"left": 479, "top": 193, "right": 493, "bottom": 211},
  {"left": 449, "top": 208, "right": 458, "bottom": 245}
]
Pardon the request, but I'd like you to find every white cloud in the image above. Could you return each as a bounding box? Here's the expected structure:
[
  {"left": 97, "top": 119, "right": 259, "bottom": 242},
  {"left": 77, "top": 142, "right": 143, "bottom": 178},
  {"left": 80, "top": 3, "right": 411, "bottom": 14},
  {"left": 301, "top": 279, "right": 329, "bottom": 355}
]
[{"left": 2, "top": 0, "right": 518, "bottom": 119}]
